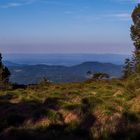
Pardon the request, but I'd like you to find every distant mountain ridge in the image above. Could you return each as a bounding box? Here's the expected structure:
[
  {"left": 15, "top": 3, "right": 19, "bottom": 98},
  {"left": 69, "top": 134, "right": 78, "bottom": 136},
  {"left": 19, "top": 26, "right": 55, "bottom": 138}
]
[
  {"left": 3, "top": 53, "right": 129, "bottom": 66},
  {"left": 7, "top": 61, "right": 122, "bottom": 85},
  {"left": 3, "top": 61, "right": 20, "bottom": 67}
]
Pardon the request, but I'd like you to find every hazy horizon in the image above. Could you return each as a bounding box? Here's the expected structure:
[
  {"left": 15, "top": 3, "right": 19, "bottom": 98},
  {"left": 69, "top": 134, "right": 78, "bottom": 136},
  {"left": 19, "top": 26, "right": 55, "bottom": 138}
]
[
  {"left": 3, "top": 53, "right": 130, "bottom": 66},
  {"left": 2, "top": 52, "right": 131, "bottom": 55}
]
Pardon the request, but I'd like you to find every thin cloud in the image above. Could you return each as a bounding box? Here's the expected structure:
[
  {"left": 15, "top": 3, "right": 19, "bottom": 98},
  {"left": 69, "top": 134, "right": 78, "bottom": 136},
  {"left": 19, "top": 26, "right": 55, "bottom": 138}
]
[
  {"left": 109, "top": 0, "right": 138, "bottom": 4},
  {"left": 105, "top": 13, "right": 131, "bottom": 20},
  {"left": 74, "top": 12, "right": 131, "bottom": 23},
  {"left": 1, "top": 3, "right": 22, "bottom": 8},
  {"left": 0, "top": 0, "right": 71, "bottom": 9},
  {"left": 0, "top": 0, "right": 36, "bottom": 8}
]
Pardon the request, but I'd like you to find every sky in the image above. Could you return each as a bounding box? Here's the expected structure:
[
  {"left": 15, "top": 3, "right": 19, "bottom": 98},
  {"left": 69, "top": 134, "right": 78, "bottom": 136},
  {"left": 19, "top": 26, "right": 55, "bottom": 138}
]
[{"left": 0, "top": 0, "right": 139, "bottom": 54}]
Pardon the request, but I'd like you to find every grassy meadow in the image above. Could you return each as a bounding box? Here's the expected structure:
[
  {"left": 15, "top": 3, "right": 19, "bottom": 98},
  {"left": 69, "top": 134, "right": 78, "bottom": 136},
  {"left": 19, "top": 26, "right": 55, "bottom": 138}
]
[{"left": 0, "top": 76, "right": 140, "bottom": 140}]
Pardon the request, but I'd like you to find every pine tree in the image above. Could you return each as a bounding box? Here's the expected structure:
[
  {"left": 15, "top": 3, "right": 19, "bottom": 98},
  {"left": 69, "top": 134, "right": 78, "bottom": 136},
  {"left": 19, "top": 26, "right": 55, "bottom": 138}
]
[
  {"left": 0, "top": 53, "right": 3, "bottom": 82},
  {"left": 123, "top": 58, "right": 133, "bottom": 78},
  {"left": 0, "top": 53, "right": 2, "bottom": 65},
  {"left": 0, "top": 53, "right": 11, "bottom": 87},
  {"left": 131, "top": 4, "right": 140, "bottom": 73}
]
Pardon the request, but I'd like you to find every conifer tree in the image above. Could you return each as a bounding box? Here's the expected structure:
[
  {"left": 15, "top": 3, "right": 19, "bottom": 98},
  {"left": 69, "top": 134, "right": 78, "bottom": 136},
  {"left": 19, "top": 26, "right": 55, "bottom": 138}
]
[
  {"left": 131, "top": 4, "right": 140, "bottom": 73},
  {"left": 0, "top": 53, "right": 11, "bottom": 86},
  {"left": 123, "top": 58, "right": 133, "bottom": 78}
]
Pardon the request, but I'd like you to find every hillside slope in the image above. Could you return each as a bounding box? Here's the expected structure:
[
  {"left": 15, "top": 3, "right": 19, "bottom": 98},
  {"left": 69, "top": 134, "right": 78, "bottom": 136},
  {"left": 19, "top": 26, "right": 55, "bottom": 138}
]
[{"left": 0, "top": 77, "right": 140, "bottom": 140}]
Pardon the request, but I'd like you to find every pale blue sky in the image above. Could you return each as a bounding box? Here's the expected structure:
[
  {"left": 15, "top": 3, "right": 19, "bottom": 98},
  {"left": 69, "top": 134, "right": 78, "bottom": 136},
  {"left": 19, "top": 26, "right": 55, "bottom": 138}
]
[{"left": 0, "top": 0, "right": 139, "bottom": 54}]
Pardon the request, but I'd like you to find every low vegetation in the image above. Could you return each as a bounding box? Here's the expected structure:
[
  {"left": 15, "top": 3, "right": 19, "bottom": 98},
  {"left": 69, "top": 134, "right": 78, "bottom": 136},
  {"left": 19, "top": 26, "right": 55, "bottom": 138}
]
[{"left": 0, "top": 77, "right": 140, "bottom": 140}]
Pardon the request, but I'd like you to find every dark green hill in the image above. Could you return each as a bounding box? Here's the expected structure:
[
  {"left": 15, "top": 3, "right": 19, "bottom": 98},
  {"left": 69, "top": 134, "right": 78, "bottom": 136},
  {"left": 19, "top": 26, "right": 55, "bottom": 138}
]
[{"left": 8, "top": 62, "right": 122, "bottom": 84}]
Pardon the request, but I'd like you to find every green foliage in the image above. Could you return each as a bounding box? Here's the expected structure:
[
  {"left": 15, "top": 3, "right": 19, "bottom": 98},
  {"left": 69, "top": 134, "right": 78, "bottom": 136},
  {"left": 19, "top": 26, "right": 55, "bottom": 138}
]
[
  {"left": 92, "top": 72, "right": 110, "bottom": 80},
  {"left": 131, "top": 4, "right": 140, "bottom": 73},
  {"left": 0, "top": 53, "right": 11, "bottom": 89},
  {"left": 123, "top": 58, "right": 133, "bottom": 78}
]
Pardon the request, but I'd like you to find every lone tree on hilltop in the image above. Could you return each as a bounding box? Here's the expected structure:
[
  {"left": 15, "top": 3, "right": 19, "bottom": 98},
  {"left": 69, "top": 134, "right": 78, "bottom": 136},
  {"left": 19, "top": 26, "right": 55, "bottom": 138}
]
[
  {"left": 0, "top": 53, "right": 11, "bottom": 87},
  {"left": 92, "top": 72, "right": 110, "bottom": 80}
]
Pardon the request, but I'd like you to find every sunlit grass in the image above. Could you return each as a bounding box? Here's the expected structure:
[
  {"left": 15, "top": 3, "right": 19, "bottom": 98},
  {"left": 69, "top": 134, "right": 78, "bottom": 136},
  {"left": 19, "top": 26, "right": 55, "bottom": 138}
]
[{"left": 0, "top": 78, "right": 140, "bottom": 139}]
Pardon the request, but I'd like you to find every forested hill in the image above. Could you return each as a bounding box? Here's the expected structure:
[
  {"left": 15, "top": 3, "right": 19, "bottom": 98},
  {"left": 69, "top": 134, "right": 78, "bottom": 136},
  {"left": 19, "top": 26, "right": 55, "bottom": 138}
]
[{"left": 7, "top": 61, "right": 122, "bottom": 84}]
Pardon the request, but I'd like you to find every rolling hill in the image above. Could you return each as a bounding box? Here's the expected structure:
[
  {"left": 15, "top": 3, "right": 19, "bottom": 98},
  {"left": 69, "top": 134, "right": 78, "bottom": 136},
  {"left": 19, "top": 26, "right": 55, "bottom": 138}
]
[{"left": 7, "top": 61, "right": 122, "bottom": 85}]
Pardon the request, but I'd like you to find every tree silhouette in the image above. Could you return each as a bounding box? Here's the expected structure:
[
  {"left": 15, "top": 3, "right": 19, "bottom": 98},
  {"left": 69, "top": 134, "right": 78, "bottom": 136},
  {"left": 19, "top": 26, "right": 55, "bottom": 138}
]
[
  {"left": 131, "top": 4, "right": 140, "bottom": 73},
  {"left": 123, "top": 58, "right": 133, "bottom": 78},
  {"left": 92, "top": 72, "right": 110, "bottom": 80},
  {"left": 0, "top": 53, "right": 11, "bottom": 87}
]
